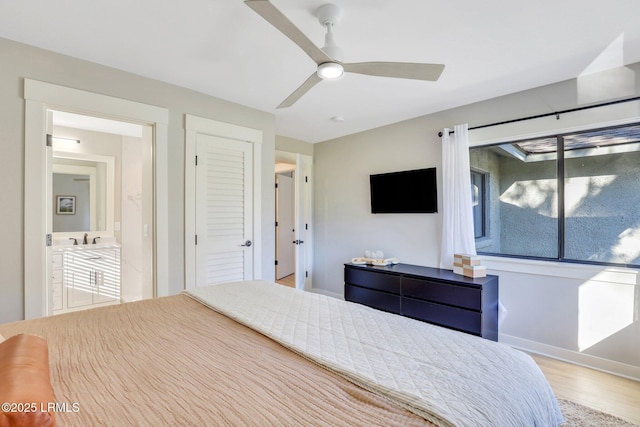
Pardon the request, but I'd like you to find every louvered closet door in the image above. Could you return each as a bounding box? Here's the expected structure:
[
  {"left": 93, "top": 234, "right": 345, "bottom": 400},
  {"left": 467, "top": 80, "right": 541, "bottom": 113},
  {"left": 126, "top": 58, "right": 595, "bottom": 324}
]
[{"left": 195, "top": 134, "right": 253, "bottom": 286}]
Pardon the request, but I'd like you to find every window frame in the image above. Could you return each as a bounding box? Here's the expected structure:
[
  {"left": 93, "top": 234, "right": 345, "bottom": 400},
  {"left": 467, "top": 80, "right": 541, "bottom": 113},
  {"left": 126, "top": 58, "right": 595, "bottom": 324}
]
[{"left": 471, "top": 121, "right": 640, "bottom": 269}]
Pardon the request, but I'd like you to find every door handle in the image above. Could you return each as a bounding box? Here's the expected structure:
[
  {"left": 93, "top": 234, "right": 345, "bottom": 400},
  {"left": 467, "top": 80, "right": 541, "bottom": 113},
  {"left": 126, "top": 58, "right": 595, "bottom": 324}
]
[
  {"left": 241, "top": 240, "right": 252, "bottom": 247},
  {"left": 292, "top": 240, "right": 304, "bottom": 245}
]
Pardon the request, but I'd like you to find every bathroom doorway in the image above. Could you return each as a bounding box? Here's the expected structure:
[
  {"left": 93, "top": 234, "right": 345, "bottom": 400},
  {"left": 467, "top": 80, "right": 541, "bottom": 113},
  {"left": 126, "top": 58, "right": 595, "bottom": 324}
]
[
  {"left": 49, "top": 111, "right": 154, "bottom": 312},
  {"left": 24, "top": 79, "right": 170, "bottom": 319}
]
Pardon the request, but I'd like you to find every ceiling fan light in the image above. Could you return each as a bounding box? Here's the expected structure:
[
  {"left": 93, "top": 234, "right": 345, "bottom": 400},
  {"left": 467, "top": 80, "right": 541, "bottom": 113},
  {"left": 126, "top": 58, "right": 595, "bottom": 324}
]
[{"left": 317, "top": 62, "right": 344, "bottom": 80}]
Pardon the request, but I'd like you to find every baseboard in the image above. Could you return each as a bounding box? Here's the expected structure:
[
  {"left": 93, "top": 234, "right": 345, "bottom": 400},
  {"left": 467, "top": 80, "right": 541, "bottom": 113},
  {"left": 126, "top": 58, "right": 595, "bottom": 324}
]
[{"left": 500, "top": 333, "right": 640, "bottom": 382}]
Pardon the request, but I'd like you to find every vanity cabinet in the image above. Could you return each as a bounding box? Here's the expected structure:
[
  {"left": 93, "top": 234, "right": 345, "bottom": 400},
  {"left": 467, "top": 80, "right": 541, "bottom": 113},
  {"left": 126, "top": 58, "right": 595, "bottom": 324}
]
[
  {"left": 53, "top": 246, "right": 121, "bottom": 314},
  {"left": 52, "top": 253, "right": 64, "bottom": 311}
]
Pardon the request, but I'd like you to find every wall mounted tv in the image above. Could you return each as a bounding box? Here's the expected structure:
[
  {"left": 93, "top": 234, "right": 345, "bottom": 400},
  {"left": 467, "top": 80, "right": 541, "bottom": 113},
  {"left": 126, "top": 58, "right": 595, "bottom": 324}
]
[{"left": 370, "top": 167, "right": 437, "bottom": 214}]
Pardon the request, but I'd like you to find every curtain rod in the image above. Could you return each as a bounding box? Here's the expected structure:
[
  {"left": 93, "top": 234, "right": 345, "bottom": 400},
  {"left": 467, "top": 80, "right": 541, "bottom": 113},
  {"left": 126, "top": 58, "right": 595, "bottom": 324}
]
[{"left": 437, "top": 96, "right": 640, "bottom": 137}]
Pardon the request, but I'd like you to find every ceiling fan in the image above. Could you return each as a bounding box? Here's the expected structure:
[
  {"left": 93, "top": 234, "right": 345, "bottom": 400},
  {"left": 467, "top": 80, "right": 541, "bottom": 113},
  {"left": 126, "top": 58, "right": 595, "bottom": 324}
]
[{"left": 245, "top": 0, "right": 445, "bottom": 108}]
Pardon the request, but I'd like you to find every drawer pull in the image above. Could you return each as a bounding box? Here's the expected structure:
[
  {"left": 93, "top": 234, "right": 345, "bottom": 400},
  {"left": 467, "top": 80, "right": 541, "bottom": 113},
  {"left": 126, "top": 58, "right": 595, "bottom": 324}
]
[{"left": 84, "top": 256, "right": 102, "bottom": 260}]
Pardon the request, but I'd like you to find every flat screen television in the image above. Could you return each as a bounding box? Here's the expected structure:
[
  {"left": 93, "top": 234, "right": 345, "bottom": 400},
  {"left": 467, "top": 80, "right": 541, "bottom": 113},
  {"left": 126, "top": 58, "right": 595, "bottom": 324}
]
[{"left": 370, "top": 167, "right": 437, "bottom": 214}]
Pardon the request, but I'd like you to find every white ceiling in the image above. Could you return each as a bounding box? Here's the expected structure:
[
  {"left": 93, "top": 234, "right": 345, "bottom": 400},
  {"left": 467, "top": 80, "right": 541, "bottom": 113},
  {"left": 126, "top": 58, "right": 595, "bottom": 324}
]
[{"left": 1, "top": 0, "right": 639, "bottom": 143}]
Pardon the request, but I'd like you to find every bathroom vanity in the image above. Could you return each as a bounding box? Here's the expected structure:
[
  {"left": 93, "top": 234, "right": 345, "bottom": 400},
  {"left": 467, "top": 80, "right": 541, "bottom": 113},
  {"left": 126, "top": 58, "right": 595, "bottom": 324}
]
[{"left": 52, "top": 243, "right": 121, "bottom": 314}]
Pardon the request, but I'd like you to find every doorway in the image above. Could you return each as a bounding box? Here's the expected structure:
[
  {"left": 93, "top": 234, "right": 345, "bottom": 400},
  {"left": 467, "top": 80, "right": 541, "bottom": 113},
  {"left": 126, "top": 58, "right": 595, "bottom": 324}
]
[
  {"left": 274, "top": 151, "right": 313, "bottom": 290},
  {"left": 276, "top": 169, "right": 295, "bottom": 283},
  {"left": 24, "top": 79, "right": 169, "bottom": 319},
  {"left": 50, "top": 111, "right": 154, "bottom": 311}
]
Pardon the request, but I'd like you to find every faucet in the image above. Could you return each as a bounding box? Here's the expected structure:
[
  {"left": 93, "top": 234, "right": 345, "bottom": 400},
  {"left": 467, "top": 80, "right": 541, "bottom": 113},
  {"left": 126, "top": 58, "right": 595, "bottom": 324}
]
[
  {"left": 83, "top": 233, "right": 88, "bottom": 245},
  {"left": 69, "top": 238, "right": 78, "bottom": 245},
  {"left": 92, "top": 237, "right": 100, "bottom": 244}
]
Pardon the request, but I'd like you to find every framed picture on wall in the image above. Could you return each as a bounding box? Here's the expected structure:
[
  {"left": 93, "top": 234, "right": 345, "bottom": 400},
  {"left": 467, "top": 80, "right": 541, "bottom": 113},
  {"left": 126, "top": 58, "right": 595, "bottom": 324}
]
[{"left": 56, "top": 195, "right": 76, "bottom": 215}]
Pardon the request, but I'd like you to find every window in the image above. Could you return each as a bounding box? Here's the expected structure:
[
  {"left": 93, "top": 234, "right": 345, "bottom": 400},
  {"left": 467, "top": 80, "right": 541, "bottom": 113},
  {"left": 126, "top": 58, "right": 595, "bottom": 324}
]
[{"left": 469, "top": 122, "right": 640, "bottom": 267}]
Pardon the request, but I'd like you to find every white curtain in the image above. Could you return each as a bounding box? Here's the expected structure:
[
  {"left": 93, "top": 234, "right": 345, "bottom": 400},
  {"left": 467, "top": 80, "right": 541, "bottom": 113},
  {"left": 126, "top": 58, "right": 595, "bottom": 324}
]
[{"left": 439, "top": 123, "right": 476, "bottom": 269}]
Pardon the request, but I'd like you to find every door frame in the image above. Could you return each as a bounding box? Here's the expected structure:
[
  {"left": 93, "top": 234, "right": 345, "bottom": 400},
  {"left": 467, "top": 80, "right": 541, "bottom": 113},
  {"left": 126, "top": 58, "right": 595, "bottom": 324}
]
[
  {"left": 24, "top": 79, "right": 170, "bottom": 319},
  {"left": 294, "top": 153, "right": 313, "bottom": 291},
  {"left": 184, "top": 114, "right": 263, "bottom": 290}
]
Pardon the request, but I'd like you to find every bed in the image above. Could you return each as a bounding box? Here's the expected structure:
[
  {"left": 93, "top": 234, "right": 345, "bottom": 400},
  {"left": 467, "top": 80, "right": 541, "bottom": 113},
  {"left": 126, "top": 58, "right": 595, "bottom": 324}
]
[{"left": 0, "top": 280, "right": 563, "bottom": 426}]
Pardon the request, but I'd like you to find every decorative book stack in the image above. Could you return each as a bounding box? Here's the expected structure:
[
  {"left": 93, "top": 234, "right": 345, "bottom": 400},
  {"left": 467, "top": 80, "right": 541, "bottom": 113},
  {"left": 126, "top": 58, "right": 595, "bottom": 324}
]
[{"left": 453, "top": 254, "right": 486, "bottom": 278}]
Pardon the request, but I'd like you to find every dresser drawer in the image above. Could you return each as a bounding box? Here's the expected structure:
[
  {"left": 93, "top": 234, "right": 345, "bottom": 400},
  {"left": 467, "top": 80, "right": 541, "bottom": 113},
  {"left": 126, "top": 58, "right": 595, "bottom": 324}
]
[
  {"left": 403, "top": 277, "right": 481, "bottom": 311},
  {"left": 345, "top": 267, "right": 401, "bottom": 294},
  {"left": 345, "top": 284, "right": 401, "bottom": 315},
  {"left": 403, "top": 297, "right": 482, "bottom": 336},
  {"left": 343, "top": 263, "right": 498, "bottom": 341}
]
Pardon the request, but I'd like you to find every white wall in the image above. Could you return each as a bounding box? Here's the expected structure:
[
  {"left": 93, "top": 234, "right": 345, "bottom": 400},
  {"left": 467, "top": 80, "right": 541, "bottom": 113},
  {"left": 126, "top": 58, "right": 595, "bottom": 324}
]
[
  {"left": 275, "top": 135, "right": 314, "bottom": 157},
  {"left": 0, "top": 36, "right": 275, "bottom": 323},
  {"left": 484, "top": 257, "right": 639, "bottom": 378},
  {"left": 313, "top": 120, "right": 443, "bottom": 298},
  {"left": 313, "top": 63, "right": 640, "bottom": 379}
]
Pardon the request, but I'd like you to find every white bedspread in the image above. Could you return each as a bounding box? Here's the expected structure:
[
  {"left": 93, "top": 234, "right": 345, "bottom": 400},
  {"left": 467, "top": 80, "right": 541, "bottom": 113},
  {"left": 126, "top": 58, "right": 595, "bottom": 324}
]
[{"left": 185, "top": 281, "right": 564, "bottom": 427}]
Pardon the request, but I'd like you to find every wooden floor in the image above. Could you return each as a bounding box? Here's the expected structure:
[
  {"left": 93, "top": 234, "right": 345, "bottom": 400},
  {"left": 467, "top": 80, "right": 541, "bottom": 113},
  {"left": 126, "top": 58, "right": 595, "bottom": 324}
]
[
  {"left": 275, "top": 274, "right": 295, "bottom": 288},
  {"left": 531, "top": 354, "right": 640, "bottom": 425}
]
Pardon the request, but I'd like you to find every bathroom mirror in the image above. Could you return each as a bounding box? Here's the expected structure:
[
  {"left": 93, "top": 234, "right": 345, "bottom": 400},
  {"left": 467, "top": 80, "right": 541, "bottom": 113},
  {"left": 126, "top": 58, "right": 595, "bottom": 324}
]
[{"left": 52, "top": 151, "right": 115, "bottom": 233}]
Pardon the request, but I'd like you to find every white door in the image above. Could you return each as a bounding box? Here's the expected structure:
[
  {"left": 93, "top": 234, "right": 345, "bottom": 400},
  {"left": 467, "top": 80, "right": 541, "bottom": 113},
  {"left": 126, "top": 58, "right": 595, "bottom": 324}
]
[
  {"left": 294, "top": 154, "right": 313, "bottom": 290},
  {"left": 276, "top": 173, "right": 295, "bottom": 279},
  {"left": 195, "top": 134, "right": 253, "bottom": 286}
]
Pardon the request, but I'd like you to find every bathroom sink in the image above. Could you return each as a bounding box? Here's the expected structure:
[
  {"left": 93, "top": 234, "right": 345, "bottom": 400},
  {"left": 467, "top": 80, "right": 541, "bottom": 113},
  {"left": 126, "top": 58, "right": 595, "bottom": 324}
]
[
  {"left": 90, "top": 242, "right": 121, "bottom": 248},
  {"left": 53, "top": 236, "right": 119, "bottom": 248}
]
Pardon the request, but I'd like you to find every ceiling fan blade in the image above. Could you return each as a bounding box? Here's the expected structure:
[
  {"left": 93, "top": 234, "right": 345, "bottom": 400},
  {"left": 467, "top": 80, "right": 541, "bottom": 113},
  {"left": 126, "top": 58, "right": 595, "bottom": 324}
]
[
  {"left": 245, "top": 0, "right": 332, "bottom": 65},
  {"left": 277, "top": 73, "right": 322, "bottom": 109},
  {"left": 343, "top": 62, "right": 445, "bottom": 81}
]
